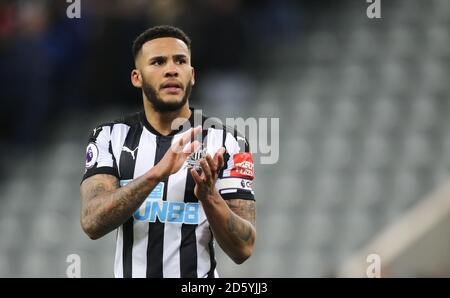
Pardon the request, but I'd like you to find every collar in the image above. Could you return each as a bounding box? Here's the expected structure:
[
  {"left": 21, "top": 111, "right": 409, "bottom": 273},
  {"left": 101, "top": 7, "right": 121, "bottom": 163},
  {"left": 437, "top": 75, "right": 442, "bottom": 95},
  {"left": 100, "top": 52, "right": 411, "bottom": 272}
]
[{"left": 140, "top": 107, "right": 198, "bottom": 137}]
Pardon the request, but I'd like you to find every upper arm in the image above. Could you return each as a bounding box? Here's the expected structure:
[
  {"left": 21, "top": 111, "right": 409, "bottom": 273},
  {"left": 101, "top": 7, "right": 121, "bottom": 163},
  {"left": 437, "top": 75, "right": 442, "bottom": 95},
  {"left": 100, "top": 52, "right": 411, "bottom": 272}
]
[
  {"left": 80, "top": 123, "right": 121, "bottom": 204},
  {"left": 79, "top": 173, "right": 120, "bottom": 237},
  {"left": 225, "top": 199, "right": 256, "bottom": 227},
  {"left": 216, "top": 130, "right": 256, "bottom": 226},
  {"left": 80, "top": 174, "right": 119, "bottom": 224},
  {"left": 216, "top": 130, "right": 255, "bottom": 201},
  {"left": 82, "top": 124, "right": 119, "bottom": 183},
  {"left": 80, "top": 174, "right": 120, "bottom": 202},
  {"left": 80, "top": 173, "right": 119, "bottom": 224}
]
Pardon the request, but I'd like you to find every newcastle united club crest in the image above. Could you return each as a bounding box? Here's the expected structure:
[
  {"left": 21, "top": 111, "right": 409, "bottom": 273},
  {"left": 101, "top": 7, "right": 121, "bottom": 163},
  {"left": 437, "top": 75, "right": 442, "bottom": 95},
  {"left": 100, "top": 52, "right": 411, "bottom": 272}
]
[{"left": 185, "top": 146, "right": 207, "bottom": 172}]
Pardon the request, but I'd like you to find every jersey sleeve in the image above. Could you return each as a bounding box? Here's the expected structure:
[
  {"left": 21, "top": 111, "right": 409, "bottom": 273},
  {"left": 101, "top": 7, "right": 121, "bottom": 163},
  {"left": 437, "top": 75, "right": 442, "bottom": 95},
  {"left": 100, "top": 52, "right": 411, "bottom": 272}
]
[
  {"left": 216, "top": 131, "right": 255, "bottom": 200},
  {"left": 81, "top": 124, "right": 119, "bottom": 183}
]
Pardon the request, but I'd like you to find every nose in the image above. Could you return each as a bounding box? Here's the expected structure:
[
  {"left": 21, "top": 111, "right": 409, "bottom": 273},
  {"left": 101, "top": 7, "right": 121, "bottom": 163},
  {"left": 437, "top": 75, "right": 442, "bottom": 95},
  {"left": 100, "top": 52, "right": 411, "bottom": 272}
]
[{"left": 164, "top": 60, "right": 179, "bottom": 77}]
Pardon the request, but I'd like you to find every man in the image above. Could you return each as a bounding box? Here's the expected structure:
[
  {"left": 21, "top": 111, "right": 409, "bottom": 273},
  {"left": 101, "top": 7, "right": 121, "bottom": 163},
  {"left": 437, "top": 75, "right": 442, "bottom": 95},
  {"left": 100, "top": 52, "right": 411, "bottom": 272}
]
[{"left": 80, "top": 25, "right": 256, "bottom": 278}]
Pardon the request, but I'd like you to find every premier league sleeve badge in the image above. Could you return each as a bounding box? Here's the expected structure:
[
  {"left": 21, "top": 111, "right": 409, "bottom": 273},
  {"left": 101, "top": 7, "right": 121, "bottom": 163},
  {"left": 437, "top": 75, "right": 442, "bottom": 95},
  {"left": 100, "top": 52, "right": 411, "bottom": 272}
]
[{"left": 85, "top": 142, "right": 99, "bottom": 169}]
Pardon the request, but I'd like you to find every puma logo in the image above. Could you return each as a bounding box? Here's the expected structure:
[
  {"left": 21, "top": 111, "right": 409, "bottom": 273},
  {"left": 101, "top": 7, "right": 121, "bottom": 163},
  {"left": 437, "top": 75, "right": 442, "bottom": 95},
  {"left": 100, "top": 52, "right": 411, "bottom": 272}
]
[{"left": 122, "top": 146, "right": 138, "bottom": 160}]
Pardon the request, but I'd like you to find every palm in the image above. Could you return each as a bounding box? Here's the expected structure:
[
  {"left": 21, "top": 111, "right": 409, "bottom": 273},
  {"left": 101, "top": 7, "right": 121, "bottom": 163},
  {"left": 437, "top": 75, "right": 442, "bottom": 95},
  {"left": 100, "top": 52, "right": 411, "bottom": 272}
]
[
  {"left": 156, "top": 126, "right": 202, "bottom": 179},
  {"left": 166, "top": 151, "right": 189, "bottom": 175},
  {"left": 191, "top": 147, "right": 225, "bottom": 201}
]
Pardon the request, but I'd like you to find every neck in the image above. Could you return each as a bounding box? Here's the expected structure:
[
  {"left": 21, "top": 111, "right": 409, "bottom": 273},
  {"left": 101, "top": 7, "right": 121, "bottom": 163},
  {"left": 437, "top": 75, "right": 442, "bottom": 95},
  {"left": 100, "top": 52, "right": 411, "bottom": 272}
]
[{"left": 143, "top": 99, "right": 191, "bottom": 136}]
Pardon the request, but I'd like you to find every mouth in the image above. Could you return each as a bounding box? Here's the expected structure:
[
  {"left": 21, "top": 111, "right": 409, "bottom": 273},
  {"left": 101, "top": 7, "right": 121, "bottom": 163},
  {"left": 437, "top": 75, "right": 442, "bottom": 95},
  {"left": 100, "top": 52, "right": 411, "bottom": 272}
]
[{"left": 161, "top": 81, "right": 183, "bottom": 94}]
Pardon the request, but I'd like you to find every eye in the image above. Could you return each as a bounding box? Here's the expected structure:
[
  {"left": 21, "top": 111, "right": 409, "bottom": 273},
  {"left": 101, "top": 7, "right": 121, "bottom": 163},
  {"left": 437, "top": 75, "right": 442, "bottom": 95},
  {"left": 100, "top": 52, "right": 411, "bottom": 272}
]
[
  {"left": 151, "top": 59, "right": 165, "bottom": 66},
  {"left": 176, "top": 58, "right": 186, "bottom": 65}
]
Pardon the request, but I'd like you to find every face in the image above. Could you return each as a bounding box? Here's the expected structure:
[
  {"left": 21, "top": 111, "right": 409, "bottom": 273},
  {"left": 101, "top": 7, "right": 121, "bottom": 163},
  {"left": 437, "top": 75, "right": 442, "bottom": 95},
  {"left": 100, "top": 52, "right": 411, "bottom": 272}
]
[{"left": 132, "top": 37, "right": 195, "bottom": 112}]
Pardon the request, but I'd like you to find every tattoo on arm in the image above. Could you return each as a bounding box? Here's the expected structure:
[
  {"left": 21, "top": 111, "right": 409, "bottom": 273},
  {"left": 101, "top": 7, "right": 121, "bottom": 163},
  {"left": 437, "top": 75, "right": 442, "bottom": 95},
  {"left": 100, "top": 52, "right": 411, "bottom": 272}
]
[
  {"left": 81, "top": 175, "right": 119, "bottom": 201},
  {"left": 228, "top": 212, "right": 252, "bottom": 242},
  {"left": 226, "top": 199, "right": 256, "bottom": 243},
  {"left": 80, "top": 174, "right": 154, "bottom": 238}
]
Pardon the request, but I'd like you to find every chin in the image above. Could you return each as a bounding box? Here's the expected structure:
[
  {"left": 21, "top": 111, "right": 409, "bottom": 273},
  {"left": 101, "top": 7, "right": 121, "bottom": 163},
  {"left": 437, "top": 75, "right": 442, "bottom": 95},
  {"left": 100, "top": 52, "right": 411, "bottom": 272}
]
[{"left": 161, "top": 96, "right": 184, "bottom": 104}]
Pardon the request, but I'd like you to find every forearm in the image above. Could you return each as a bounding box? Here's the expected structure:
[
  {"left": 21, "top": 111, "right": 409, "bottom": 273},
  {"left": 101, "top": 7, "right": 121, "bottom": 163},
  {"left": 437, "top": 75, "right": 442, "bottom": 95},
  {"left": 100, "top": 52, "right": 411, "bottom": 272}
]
[
  {"left": 202, "top": 192, "right": 256, "bottom": 264},
  {"left": 81, "top": 168, "right": 162, "bottom": 239}
]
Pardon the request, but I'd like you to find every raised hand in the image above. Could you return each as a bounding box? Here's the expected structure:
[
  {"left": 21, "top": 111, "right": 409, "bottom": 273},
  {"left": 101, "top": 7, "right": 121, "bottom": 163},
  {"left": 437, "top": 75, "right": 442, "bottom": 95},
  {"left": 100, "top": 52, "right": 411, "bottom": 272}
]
[
  {"left": 191, "top": 147, "right": 226, "bottom": 201},
  {"left": 154, "top": 126, "right": 202, "bottom": 180}
]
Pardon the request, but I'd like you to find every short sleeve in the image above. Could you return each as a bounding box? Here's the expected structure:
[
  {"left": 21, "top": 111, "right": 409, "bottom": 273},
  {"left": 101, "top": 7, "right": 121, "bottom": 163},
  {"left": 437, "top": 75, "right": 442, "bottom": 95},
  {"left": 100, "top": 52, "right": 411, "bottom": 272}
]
[
  {"left": 81, "top": 125, "right": 119, "bottom": 183},
  {"left": 216, "top": 131, "right": 255, "bottom": 200}
]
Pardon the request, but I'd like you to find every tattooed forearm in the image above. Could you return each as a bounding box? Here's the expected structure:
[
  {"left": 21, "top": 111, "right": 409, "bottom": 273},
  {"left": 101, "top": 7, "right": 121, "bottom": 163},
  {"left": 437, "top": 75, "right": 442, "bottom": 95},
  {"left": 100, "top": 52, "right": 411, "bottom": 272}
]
[
  {"left": 227, "top": 199, "right": 256, "bottom": 227},
  {"left": 227, "top": 212, "right": 253, "bottom": 242},
  {"left": 203, "top": 196, "right": 256, "bottom": 264},
  {"left": 226, "top": 199, "right": 256, "bottom": 242},
  {"left": 80, "top": 173, "right": 160, "bottom": 239}
]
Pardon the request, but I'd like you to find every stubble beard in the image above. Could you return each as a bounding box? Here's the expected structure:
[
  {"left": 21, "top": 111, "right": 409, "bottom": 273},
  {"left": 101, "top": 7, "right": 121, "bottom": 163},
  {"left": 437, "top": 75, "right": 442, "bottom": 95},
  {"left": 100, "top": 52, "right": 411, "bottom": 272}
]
[{"left": 142, "top": 80, "right": 192, "bottom": 113}]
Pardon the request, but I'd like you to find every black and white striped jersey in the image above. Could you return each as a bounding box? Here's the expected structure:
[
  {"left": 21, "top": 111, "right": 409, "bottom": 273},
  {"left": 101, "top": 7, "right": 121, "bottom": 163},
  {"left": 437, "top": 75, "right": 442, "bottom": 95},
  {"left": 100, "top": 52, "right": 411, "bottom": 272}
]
[{"left": 81, "top": 108, "right": 255, "bottom": 278}]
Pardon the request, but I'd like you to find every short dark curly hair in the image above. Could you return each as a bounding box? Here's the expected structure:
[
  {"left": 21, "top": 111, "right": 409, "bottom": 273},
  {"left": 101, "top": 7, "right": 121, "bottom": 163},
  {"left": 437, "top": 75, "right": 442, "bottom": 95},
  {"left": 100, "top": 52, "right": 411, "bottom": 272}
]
[{"left": 132, "top": 25, "right": 191, "bottom": 60}]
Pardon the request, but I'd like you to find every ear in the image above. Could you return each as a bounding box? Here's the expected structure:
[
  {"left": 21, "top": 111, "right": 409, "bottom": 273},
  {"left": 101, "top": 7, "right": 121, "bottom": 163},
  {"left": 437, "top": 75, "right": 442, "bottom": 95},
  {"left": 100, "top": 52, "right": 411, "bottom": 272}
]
[
  {"left": 191, "top": 67, "right": 195, "bottom": 86},
  {"left": 131, "top": 69, "right": 142, "bottom": 88}
]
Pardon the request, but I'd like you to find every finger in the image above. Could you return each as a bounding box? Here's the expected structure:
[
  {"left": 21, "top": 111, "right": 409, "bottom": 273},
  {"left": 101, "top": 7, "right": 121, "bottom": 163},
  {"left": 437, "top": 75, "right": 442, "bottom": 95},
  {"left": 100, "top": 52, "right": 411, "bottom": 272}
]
[
  {"left": 191, "top": 168, "right": 204, "bottom": 184},
  {"left": 213, "top": 147, "right": 225, "bottom": 162},
  {"left": 214, "top": 147, "right": 225, "bottom": 171},
  {"left": 172, "top": 128, "right": 192, "bottom": 154},
  {"left": 173, "top": 126, "right": 202, "bottom": 154},
  {"left": 177, "top": 128, "right": 189, "bottom": 147},
  {"left": 181, "top": 125, "right": 202, "bottom": 147},
  {"left": 183, "top": 140, "right": 200, "bottom": 154},
  {"left": 200, "top": 158, "right": 212, "bottom": 182},
  {"left": 205, "top": 154, "right": 216, "bottom": 174},
  {"left": 217, "top": 152, "right": 224, "bottom": 172}
]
